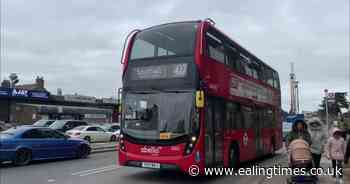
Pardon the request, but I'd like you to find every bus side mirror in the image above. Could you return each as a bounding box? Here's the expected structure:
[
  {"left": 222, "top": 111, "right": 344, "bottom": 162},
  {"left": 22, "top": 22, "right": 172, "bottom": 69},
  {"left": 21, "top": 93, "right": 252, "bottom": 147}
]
[{"left": 196, "top": 90, "right": 205, "bottom": 108}]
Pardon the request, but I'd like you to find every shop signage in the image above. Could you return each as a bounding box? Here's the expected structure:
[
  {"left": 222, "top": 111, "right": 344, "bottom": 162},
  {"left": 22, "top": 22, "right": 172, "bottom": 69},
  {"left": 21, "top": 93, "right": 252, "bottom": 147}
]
[
  {"left": 0, "top": 88, "right": 49, "bottom": 99},
  {"left": 0, "top": 88, "right": 10, "bottom": 96}
]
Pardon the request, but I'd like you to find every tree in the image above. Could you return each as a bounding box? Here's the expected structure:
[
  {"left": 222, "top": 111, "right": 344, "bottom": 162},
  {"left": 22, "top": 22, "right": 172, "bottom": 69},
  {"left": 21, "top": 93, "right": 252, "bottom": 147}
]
[
  {"left": 319, "top": 92, "right": 348, "bottom": 116},
  {"left": 9, "top": 73, "right": 19, "bottom": 87}
]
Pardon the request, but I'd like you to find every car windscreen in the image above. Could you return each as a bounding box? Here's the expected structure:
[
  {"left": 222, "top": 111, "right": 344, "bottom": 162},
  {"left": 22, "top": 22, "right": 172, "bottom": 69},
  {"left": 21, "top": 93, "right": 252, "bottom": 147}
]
[{"left": 49, "top": 120, "right": 67, "bottom": 129}]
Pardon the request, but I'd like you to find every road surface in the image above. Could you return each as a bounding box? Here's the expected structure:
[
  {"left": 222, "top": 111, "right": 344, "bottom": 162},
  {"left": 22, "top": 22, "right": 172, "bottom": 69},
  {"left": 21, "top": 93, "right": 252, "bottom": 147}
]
[{"left": 0, "top": 149, "right": 336, "bottom": 184}]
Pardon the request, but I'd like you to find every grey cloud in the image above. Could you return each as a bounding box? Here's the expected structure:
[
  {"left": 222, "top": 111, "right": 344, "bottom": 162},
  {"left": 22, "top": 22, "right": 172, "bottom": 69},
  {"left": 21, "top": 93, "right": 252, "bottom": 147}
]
[{"left": 1, "top": 0, "right": 348, "bottom": 111}]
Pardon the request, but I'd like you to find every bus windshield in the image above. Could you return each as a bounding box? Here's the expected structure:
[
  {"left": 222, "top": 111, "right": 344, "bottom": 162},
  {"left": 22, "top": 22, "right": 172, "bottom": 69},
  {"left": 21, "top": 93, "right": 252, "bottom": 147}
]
[
  {"left": 130, "top": 22, "right": 198, "bottom": 60},
  {"left": 122, "top": 92, "right": 194, "bottom": 140}
]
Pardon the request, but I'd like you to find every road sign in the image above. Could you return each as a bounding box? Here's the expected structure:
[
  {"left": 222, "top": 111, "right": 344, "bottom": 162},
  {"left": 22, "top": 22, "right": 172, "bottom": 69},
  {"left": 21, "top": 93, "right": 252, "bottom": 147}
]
[{"left": 327, "top": 92, "right": 335, "bottom": 99}]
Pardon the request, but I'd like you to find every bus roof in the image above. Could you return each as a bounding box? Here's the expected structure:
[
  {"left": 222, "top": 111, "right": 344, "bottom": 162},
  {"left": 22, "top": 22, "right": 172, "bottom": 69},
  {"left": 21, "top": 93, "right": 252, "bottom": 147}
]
[{"left": 132, "top": 19, "right": 279, "bottom": 75}]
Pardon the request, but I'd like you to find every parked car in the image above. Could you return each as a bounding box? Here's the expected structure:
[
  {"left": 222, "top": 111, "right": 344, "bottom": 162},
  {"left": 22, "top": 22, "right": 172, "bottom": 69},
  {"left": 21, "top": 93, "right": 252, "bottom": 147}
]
[
  {"left": 49, "top": 120, "right": 88, "bottom": 132},
  {"left": 66, "top": 125, "right": 116, "bottom": 143},
  {"left": 102, "top": 123, "right": 120, "bottom": 141},
  {"left": 102, "top": 123, "right": 120, "bottom": 132},
  {"left": 33, "top": 119, "right": 55, "bottom": 127},
  {"left": 0, "top": 126, "right": 90, "bottom": 166},
  {"left": 0, "top": 121, "right": 12, "bottom": 132}
]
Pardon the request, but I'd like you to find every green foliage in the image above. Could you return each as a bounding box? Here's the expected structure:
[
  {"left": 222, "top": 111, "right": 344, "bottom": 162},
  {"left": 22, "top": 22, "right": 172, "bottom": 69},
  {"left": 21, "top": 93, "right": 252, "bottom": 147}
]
[
  {"left": 341, "top": 120, "right": 350, "bottom": 130},
  {"left": 337, "top": 121, "right": 348, "bottom": 130},
  {"left": 319, "top": 92, "right": 348, "bottom": 116}
]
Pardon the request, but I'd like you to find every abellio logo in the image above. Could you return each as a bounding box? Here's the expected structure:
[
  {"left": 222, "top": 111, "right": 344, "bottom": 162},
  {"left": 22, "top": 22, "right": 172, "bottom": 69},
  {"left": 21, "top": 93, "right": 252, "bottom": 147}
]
[
  {"left": 12, "top": 89, "right": 29, "bottom": 97},
  {"left": 140, "top": 146, "right": 162, "bottom": 154}
]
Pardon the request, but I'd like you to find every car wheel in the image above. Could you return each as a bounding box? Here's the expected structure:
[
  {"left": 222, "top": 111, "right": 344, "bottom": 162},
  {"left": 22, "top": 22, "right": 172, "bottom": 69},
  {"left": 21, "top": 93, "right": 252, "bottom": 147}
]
[
  {"left": 77, "top": 144, "right": 90, "bottom": 159},
  {"left": 14, "top": 149, "right": 31, "bottom": 166},
  {"left": 110, "top": 135, "right": 117, "bottom": 142},
  {"left": 84, "top": 136, "right": 91, "bottom": 143},
  {"left": 229, "top": 145, "right": 239, "bottom": 169}
]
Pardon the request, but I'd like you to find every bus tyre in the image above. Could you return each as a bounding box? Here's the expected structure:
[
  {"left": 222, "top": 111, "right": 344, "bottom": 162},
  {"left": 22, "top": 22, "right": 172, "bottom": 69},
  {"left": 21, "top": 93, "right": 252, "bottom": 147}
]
[
  {"left": 229, "top": 146, "right": 239, "bottom": 169},
  {"left": 14, "top": 149, "right": 31, "bottom": 166},
  {"left": 84, "top": 136, "right": 91, "bottom": 143}
]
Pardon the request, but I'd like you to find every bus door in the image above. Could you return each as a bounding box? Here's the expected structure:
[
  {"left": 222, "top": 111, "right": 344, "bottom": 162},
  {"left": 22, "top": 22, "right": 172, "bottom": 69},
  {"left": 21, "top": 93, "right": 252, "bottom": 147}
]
[
  {"left": 205, "top": 98, "right": 224, "bottom": 167},
  {"left": 205, "top": 99, "right": 214, "bottom": 166},
  {"left": 254, "top": 107, "right": 264, "bottom": 157}
]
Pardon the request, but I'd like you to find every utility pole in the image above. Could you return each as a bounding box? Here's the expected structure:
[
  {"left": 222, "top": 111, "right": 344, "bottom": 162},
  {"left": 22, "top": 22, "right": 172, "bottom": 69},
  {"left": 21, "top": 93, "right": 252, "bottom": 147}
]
[
  {"left": 324, "top": 89, "right": 329, "bottom": 135},
  {"left": 348, "top": 56, "right": 350, "bottom": 124},
  {"left": 0, "top": 0, "right": 2, "bottom": 83}
]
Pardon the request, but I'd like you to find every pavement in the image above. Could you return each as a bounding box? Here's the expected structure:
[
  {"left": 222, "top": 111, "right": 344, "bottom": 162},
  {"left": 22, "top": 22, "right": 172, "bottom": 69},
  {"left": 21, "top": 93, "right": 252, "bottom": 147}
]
[
  {"left": 318, "top": 156, "right": 339, "bottom": 183},
  {"left": 90, "top": 142, "right": 118, "bottom": 154},
  {"left": 345, "top": 162, "right": 350, "bottom": 181}
]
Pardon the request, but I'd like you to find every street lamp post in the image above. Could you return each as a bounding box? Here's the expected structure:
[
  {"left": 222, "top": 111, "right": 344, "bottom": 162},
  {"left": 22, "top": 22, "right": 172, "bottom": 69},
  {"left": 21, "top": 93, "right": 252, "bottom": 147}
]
[
  {"left": 324, "top": 89, "right": 330, "bottom": 135},
  {"left": 0, "top": 0, "right": 2, "bottom": 83}
]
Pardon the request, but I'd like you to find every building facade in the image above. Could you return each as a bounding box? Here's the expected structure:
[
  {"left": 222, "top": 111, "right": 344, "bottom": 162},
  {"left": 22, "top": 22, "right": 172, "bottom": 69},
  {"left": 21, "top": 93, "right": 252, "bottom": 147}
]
[{"left": 0, "top": 87, "right": 119, "bottom": 125}]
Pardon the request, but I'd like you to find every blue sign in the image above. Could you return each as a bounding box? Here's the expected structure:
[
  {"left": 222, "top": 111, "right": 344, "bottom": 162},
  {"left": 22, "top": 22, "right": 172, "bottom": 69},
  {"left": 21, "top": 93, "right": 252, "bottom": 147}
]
[
  {"left": 283, "top": 121, "right": 293, "bottom": 132},
  {"left": 286, "top": 114, "right": 304, "bottom": 124},
  {"left": 0, "top": 88, "right": 49, "bottom": 99},
  {"left": 10, "top": 88, "right": 49, "bottom": 99},
  {"left": 11, "top": 89, "right": 29, "bottom": 97},
  {"left": 29, "top": 91, "right": 49, "bottom": 99},
  {"left": 0, "top": 88, "right": 10, "bottom": 96}
]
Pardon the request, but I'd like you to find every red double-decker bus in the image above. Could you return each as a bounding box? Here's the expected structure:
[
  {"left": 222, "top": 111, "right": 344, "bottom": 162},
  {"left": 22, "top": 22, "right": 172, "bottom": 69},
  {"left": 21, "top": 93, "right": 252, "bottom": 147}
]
[{"left": 118, "top": 19, "right": 282, "bottom": 174}]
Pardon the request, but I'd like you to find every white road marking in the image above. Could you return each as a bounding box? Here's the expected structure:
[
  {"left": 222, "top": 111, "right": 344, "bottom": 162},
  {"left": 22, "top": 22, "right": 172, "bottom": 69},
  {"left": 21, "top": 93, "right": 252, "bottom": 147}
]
[
  {"left": 78, "top": 166, "right": 121, "bottom": 177},
  {"left": 47, "top": 179, "right": 56, "bottom": 183},
  {"left": 71, "top": 165, "right": 116, "bottom": 176}
]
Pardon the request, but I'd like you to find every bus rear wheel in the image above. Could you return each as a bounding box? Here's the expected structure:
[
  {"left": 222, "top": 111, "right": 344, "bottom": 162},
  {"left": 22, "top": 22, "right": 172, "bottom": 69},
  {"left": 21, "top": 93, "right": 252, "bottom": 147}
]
[{"left": 229, "top": 146, "right": 239, "bottom": 169}]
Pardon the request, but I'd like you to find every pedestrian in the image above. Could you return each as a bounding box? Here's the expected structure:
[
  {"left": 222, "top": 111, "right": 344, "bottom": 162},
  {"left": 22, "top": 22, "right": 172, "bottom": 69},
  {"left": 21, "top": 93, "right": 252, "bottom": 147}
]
[
  {"left": 307, "top": 118, "right": 327, "bottom": 168},
  {"left": 286, "top": 120, "right": 312, "bottom": 147},
  {"left": 326, "top": 128, "right": 347, "bottom": 182}
]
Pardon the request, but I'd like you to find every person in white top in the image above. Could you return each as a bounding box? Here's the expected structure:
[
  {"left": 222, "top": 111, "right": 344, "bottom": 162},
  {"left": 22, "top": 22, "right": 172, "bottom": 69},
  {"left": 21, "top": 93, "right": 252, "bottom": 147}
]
[{"left": 307, "top": 118, "right": 327, "bottom": 168}]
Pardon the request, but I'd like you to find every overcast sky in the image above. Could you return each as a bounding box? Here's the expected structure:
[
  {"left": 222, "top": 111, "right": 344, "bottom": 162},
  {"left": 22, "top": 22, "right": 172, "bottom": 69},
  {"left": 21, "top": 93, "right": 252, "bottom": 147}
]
[{"left": 0, "top": 0, "right": 349, "bottom": 111}]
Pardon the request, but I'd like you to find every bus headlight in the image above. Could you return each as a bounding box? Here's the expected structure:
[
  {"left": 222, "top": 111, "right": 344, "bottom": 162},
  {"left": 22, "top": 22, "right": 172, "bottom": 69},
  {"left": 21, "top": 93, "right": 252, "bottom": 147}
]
[
  {"left": 184, "top": 136, "right": 197, "bottom": 155},
  {"left": 119, "top": 134, "right": 126, "bottom": 151},
  {"left": 191, "top": 136, "right": 197, "bottom": 142}
]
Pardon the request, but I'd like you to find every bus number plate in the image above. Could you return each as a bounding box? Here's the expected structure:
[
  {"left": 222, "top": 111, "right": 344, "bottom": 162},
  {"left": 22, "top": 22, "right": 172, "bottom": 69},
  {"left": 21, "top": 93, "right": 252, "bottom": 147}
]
[{"left": 141, "top": 162, "right": 160, "bottom": 169}]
